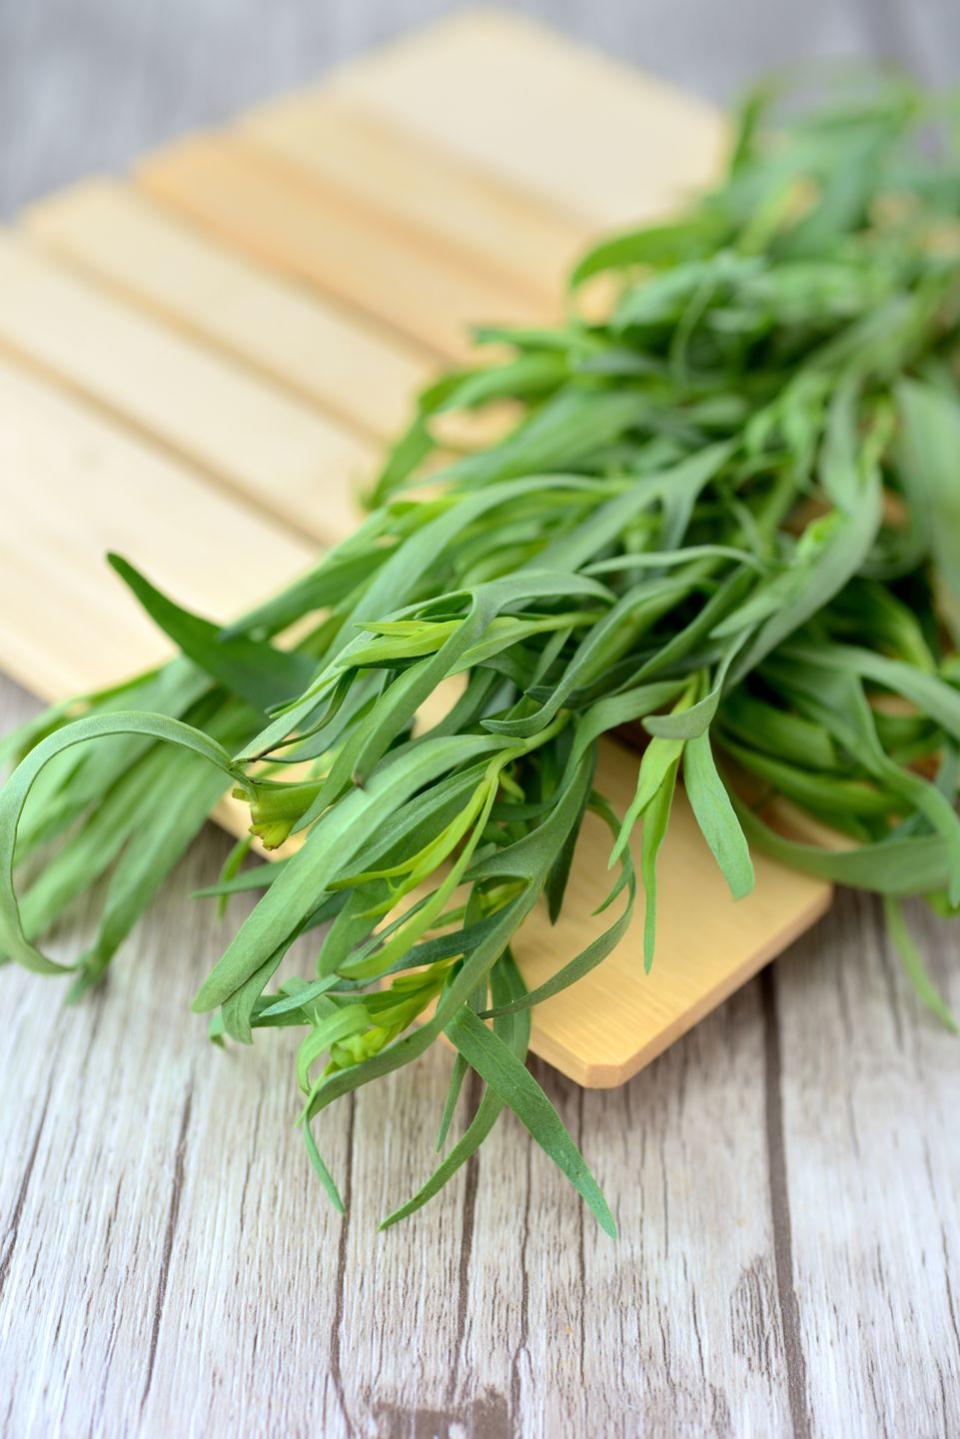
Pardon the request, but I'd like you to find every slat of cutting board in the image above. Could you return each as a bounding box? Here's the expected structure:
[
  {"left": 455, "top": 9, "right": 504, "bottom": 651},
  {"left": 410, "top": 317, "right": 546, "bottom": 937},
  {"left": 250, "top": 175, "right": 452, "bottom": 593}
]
[
  {"left": 24, "top": 178, "right": 433, "bottom": 442},
  {"left": 329, "top": 9, "right": 725, "bottom": 229},
  {"left": 0, "top": 357, "right": 314, "bottom": 696},
  {"left": 18, "top": 176, "right": 503, "bottom": 460},
  {"left": 0, "top": 233, "right": 373, "bottom": 544},
  {"left": 238, "top": 93, "right": 587, "bottom": 301},
  {"left": 137, "top": 137, "right": 553, "bottom": 364},
  {"left": 0, "top": 10, "right": 833, "bottom": 1086}
]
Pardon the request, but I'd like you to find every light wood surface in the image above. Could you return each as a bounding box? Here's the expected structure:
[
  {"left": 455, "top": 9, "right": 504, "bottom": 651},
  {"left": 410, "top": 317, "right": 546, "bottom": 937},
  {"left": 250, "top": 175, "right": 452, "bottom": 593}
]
[
  {"left": 0, "top": 231, "right": 375, "bottom": 541},
  {"left": 0, "top": 11, "right": 832, "bottom": 1089},
  {"left": 25, "top": 178, "right": 435, "bottom": 440},
  {"left": 1, "top": 7, "right": 958, "bottom": 1436},
  {"left": 239, "top": 92, "right": 588, "bottom": 299},
  {"left": 328, "top": 9, "right": 725, "bottom": 228},
  {"left": 137, "top": 136, "right": 551, "bottom": 364},
  {"left": 0, "top": 356, "right": 315, "bottom": 695}
]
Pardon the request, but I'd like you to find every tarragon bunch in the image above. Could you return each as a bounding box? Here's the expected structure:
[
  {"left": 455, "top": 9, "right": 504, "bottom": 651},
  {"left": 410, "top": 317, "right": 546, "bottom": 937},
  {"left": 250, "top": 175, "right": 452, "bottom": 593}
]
[{"left": 3, "top": 71, "right": 960, "bottom": 1232}]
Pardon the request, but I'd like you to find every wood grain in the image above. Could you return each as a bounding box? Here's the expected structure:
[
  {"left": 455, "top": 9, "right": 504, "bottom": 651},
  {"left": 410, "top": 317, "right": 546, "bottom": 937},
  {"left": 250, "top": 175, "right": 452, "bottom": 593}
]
[
  {"left": 0, "top": 356, "right": 315, "bottom": 695},
  {"left": 0, "top": 231, "right": 375, "bottom": 542},
  {"left": 137, "top": 135, "right": 553, "bottom": 365},
  {"left": 239, "top": 91, "right": 589, "bottom": 300},
  {"left": 1, "top": 669, "right": 956, "bottom": 1438},
  {"left": 773, "top": 893, "right": 960, "bottom": 1438},
  {"left": 25, "top": 177, "right": 435, "bottom": 441},
  {"left": 328, "top": 8, "right": 725, "bottom": 229}
]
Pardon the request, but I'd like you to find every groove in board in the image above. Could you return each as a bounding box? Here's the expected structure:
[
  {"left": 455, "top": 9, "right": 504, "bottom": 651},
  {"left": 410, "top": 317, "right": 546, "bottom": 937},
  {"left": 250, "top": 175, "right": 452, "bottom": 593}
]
[
  {"left": 0, "top": 231, "right": 374, "bottom": 544},
  {"left": 0, "top": 357, "right": 315, "bottom": 696},
  {"left": 329, "top": 9, "right": 726, "bottom": 228},
  {"left": 23, "top": 177, "right": 434, "bottom": 442},
  {"left": 136, "top": 136, "right": 557, "bottom": 363},
  {"left": 239, "top": 92, "right": 589, "bottom": 301}
]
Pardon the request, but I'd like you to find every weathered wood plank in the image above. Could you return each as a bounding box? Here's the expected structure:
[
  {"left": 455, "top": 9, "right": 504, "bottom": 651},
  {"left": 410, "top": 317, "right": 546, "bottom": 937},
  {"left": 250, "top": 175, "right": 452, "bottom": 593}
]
[
  {"left": 773, "top": 894, "right": 960, "bottom": 1438},
  {"left": 0, "top": 653, "right": 957, "bottom": 1434},
  {"left": 0, "top": 688, "right": 345, "bottom": 1439}
]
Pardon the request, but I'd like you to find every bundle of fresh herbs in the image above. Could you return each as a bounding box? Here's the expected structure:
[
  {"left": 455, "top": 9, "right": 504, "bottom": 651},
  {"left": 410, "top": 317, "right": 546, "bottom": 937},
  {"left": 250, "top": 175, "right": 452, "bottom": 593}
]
[{"left": 2, "top": 73, "right": 960, "bottom": 1233}]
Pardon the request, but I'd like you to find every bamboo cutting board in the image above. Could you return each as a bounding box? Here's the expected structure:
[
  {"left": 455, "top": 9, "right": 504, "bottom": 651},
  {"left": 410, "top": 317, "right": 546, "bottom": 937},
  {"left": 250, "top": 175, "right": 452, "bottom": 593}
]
[{"left": 0, "top": 9, "right": 831, "bottom": 1086}]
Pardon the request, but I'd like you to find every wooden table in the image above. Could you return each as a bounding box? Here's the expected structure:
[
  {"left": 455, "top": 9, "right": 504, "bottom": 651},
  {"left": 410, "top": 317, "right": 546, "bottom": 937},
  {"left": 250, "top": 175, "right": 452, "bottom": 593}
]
[{"left": 1, "top": 4, "right": 958, "bottom": 1436}]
